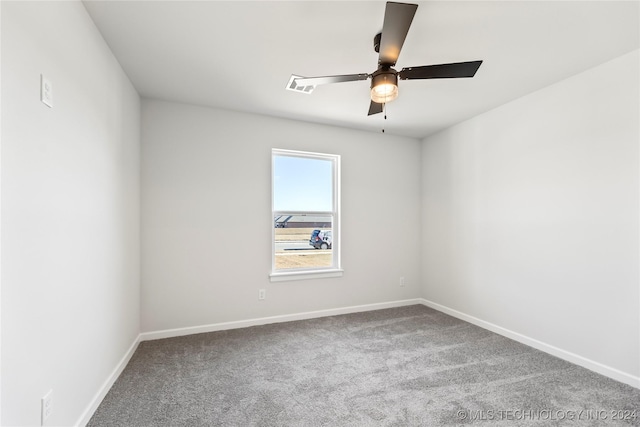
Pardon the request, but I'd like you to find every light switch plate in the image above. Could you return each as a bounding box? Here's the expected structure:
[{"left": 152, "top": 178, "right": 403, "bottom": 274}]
[
  {"left": 41, "top": 389, "right": 53, "bottom": 425},
  {"left": 41, "top": 75, "right": 53, "bottom": 108}
]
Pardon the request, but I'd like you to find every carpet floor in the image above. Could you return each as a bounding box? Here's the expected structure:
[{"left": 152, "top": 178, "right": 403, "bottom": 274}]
[{"left": 88, "top": 305, "right": 640, "bottom": 426}]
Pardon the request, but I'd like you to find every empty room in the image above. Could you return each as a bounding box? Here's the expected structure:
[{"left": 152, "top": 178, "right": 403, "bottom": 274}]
[{"left": 1, "top": 1, "right": 639, "bottom": 425}]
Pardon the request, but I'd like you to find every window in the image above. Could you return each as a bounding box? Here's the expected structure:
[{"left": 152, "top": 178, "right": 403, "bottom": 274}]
[{"left": 270, "top": 149, "right": 341, "bottom": 281}]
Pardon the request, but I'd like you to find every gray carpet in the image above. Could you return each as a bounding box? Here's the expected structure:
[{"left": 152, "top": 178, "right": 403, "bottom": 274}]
[{"left": 88, "top": 305, "right": 640, "bottom": 426}]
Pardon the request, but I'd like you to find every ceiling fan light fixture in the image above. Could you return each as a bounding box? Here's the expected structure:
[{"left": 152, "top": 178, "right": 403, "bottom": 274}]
[{"left": 370, "top": 71, "right": 398, "bottom": 104}]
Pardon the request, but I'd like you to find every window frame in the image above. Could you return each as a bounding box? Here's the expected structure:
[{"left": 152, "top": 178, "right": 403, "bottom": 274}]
[{"left": 270, "top": 149, "right": 342, "bottom": 282}]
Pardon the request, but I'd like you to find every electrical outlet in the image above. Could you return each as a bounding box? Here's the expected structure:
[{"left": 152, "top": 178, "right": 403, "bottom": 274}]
[
  {"left": 41, "top": 389, "right": 53, "bottom": 425},
  {"left": 400, "top": 276, "right": 406, "bottom": 287},
  {"left": 258, "top": 289, "right": 266, "bottom": 300}
]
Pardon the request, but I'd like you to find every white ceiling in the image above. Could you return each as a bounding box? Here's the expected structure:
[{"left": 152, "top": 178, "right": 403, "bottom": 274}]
[{"left": 82, "top": 1, "right": 639, "bottom": 139}]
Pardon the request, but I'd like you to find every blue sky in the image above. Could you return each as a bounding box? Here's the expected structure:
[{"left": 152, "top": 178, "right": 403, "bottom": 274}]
[{"left": 273, "top": 155, "right": 333, "bottom": 211}]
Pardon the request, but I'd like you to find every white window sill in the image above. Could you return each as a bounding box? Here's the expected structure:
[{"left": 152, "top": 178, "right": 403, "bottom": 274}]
[{"left": 269, "top": 269, "right": 344, "bottom": 282}]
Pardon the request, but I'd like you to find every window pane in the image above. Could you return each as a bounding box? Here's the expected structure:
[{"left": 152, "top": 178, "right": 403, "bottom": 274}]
[
  {"left": 271, "top": 149, "right": 340, "bottom": 278},
  {"left": 273, "top": 155, "right": 333, "bottom": 212},
  {"left": 274, "top": 215, "right": 332, "bottom": 270}
]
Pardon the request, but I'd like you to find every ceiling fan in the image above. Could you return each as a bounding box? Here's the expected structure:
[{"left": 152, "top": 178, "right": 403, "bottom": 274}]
[{"left": 286, "top": 1, "right": 483, "bottom": 116}]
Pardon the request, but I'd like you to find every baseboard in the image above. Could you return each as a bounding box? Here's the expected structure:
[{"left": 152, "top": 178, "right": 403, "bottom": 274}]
[
  {"left": 418, "top": 298, "right": 640, "bottom": 389},
  {"left": 140, "top": 298, "right": 423, "bottom": 341},
  {"left": 75, "top": 334, "right": 141, "bottom": 427}
]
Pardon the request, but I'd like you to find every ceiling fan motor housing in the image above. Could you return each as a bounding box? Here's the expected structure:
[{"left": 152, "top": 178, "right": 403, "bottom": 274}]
[{"left": 371, "top": 66, "right": 398, "bottom": 84}]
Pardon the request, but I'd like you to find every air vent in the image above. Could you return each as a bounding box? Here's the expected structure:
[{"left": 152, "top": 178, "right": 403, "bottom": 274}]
[{"left": 285, "top": 75, "right": 315, "bottom": 94}]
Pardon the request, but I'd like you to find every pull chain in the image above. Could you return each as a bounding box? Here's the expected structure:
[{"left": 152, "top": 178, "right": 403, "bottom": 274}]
[{"left": 382, "top": 102, "right": 387, "bottom": 133}]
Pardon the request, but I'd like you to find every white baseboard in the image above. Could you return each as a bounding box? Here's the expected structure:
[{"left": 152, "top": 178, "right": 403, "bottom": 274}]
[
  {"left": 75, "top": 334, "right": 141, "bottom": 427},
  {"left": 140, "top": 298, "right": 423, "bottom": 341},
  {"left": 418, "top": 298, "right": 640, "bottom": 389}
]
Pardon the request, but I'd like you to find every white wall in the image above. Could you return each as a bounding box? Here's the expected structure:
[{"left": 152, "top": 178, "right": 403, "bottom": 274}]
[
  {"left": 421, "top": 50, "right": 639, "bottom": 382},
  {"left": 141, "top": 100, "right": 421, "bottom": 332},
  {"left": 1, "top": 2, "right": 141, "bottom": 425}
]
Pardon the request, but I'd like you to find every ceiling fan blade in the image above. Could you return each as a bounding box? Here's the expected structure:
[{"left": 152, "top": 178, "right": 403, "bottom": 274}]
[
  {"left": 292, "top": 73, "right": 369, "bottom": 87},
  {"left": 399, "top": 60, "right": 483, "bottom": 80},
  {"left": 378, "top": 2, "right": 418, "bottom": 66},
  {"left": 368, "top": 101, "right": 383, "bottom": 116}
]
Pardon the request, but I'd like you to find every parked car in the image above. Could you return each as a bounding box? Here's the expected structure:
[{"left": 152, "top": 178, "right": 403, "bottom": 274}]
[{"left": 309, "top": 229, "right": 332, "bottom": 249}]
